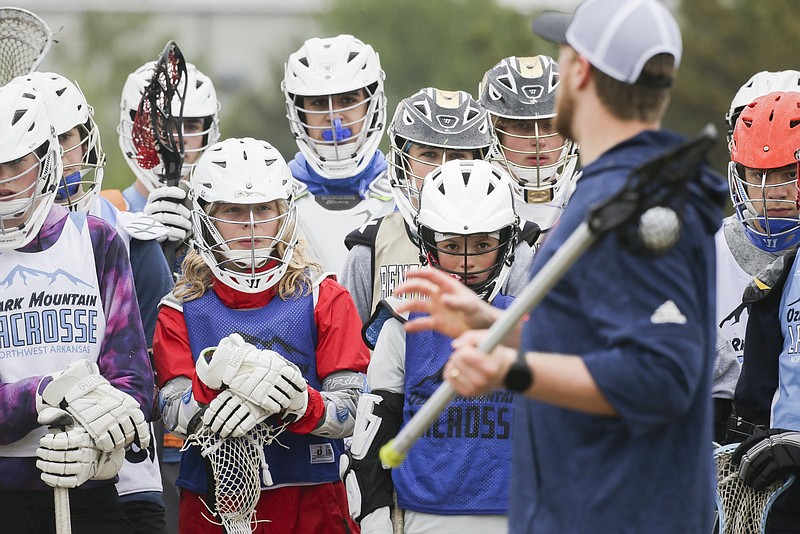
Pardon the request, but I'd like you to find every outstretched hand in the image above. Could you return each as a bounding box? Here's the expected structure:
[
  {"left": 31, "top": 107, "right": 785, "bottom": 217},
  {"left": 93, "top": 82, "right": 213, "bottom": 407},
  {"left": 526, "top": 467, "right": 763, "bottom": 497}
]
[{"left": 393, "top": 268, "right": 499, "bottom": 339}]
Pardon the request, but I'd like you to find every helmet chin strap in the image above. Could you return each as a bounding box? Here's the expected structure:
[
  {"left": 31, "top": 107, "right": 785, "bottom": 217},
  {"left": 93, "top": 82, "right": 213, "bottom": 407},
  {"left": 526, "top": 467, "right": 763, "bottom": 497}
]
[
  {"left": 218, "top": 247, "right": 274, "bottom": 270},
  {"left": 0, "top": 197, "right": 34, "bottom": 219}
]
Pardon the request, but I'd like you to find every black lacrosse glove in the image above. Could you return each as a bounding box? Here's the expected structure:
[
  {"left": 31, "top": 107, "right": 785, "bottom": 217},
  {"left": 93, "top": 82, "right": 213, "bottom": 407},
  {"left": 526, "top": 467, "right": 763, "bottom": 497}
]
[{"left": 731, "top": 428, "right": 800, "bottom": 491}]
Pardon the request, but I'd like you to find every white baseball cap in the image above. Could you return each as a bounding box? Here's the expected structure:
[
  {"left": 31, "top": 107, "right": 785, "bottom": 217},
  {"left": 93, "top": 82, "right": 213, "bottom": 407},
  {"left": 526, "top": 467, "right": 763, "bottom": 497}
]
[{"left": 531, "top": 0, "right": 682, "bottom": 88}]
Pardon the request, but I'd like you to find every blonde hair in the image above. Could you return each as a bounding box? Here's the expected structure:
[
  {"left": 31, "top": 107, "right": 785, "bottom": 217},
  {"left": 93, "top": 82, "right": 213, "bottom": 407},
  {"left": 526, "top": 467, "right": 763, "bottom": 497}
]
[{"left": 174, "top": 200, "right": 322, "bottom": 302}]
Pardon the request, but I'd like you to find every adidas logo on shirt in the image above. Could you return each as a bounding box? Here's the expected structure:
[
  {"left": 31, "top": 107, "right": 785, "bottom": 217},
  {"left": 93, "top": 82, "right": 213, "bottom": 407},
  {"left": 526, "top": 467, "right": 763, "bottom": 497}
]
[{"left": 650, "top": 300, "right": 687, "bottom": 325}]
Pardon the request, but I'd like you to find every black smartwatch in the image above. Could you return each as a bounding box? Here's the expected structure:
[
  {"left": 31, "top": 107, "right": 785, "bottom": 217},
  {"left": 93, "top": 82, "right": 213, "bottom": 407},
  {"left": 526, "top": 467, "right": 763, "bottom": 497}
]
[{"left": 503, "top": 350, "right": 533, "bottom": 392}]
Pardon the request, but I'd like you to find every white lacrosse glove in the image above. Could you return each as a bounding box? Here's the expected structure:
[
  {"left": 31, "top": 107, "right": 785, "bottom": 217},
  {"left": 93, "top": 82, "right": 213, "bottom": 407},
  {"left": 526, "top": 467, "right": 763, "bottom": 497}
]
[
  {"left": 196, "top": 333, "right": 309, "bottom": 423},
  {"left": 36, "top": 408, "right": 125, "bottom": 488},
  {"left": 143, "top": 183, "right": 192, "bottom": 243},
  {"left": 37, "top": 360, "right": 151, "bottom": 452},
  {"left": 202, "top": 390, "right": 271, "bottom": 439}
]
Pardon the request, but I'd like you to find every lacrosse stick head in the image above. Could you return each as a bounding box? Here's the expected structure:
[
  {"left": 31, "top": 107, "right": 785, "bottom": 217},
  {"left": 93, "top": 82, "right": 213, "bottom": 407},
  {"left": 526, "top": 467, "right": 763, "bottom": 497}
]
[
  {"left": 0, "top": 8, "right": 52, "bottom": 86},
  {"left": 187, "top": 423, "right": 286, "bottom": 533},
  {"left": 714, "top": 442, "right": 795, "bottom": 534},
  {"left": 587, "top": 123, "right": 719, "bottom": 257},
  {"left": 132, "top": 41, "right": 187, "bottom": 187}
]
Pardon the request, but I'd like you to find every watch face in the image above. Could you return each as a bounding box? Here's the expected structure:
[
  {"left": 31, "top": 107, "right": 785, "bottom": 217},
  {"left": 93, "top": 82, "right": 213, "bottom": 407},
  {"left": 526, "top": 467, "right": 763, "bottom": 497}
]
[{"left": 504, "top": 357, "right": 533, "bottom": 392}]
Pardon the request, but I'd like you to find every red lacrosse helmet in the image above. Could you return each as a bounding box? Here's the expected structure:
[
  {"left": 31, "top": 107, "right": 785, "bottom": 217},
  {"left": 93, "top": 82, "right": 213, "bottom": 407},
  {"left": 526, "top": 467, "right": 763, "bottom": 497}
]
[{"left": 731, "top": 91, "right": 800, "bottom": 169}]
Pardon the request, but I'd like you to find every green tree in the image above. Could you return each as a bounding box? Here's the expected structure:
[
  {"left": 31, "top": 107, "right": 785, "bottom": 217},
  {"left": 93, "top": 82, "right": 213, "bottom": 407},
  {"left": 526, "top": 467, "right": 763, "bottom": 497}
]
[
  {"left": 319, "top": 0, "right": 541, "bottom": 126},
  {"left": 670, "top": 0, "right": 800, "bottom": 173},
  {"left": 222, "top": 51, "right": 303, "bottom": 162},
  {"left": 43, "top": 12, "right": 170, "bottom": 190}
]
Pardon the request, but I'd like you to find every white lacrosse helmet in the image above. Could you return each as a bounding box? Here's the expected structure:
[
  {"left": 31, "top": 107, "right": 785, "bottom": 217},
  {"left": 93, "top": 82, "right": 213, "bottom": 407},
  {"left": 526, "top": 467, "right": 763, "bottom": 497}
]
[
  {"left": 417, "top": 159, "right": 518, "bottom": 302},
  {"left": 282, "top": 34, "right": 386, "bottom": 179},
  {"left": 725, "top": 70, "right": 800, "bottom": 144},
  {"left": 118, "top": 61, "right": 221, "bottom": 192},
  {"left": 189, "top": 138, "right": 298, "bottom": 293},
  {"left": 388, "top": 88, "right": 492, "bottom": 229},
  {"left": 479, "top": 56, "right": 578, "bottom": 227},
  {"left": 0, "top": 77, "right": 62, "bottom": 250},
  {"left": 25, "top": 72, "right": 105, "bottom": 213}
]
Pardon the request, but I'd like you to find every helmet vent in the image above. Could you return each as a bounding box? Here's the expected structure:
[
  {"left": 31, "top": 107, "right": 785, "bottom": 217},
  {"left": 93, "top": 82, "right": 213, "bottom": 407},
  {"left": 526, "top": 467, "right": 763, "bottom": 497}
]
[
  {"left": 264, "top": 158, "right": 276, "bottom": 166},
  {"left": 11, "top": 109, "right": 26, "bottom": 125},
  {"left": 298, "top": 57, "right": 309, "bottom": 67},
  {"left": 791, "top": 120, "right": 800, "bottom": 129},
  {"left": 55, "top": 87, "right": 66, "bottom": 97},
  {"left": 21, "top": 92, "right": 35, "bottom": 100},
  {"left": 462, "top": 171, "right": 470, "bottom": 186},
  {"left": 212, "top": 161, "right": 227, "bottom": 169},
  {"left": 497, "top": 74, "right": 514, "bottom": 91},
  {"left": 348, "top": 52, "right": 358, "bottom": 63}
]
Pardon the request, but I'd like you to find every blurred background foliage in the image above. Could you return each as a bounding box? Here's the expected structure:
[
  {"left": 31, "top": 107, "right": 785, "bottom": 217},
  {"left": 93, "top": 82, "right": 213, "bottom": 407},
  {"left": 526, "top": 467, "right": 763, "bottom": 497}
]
[{"left": 40, "top": 0, "right": 800, "bottom": 192}]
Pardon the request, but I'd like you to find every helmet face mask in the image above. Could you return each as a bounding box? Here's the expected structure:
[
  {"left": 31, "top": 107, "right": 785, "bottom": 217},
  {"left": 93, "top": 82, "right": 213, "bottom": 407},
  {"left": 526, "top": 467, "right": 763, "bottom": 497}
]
[
  {"left": 23, "top": 72, "right": 105, "bottom": 213},
  {"left": 393, "top": 143, "right": 484, "bottom": 222},
  {"left": 729, "top": 91, "right": 800, "bottom": 252},
  {"left": 182, "top": 116, "right": 217, "bottom": 166},
  {"left": 196, "top": 198, "right": 297, "bottom": 282},
  {"left": 728, "top": 161, "right": 800, "bottom": 250},
  {"left": 416, "top": 159, "right": 518, "bottom": 301},
  {"left": 282, "top": 35, "right": 387, "bottom": 179},
  {"left": 420, "top": 228, "right": 515, "bottom": 297},
  {"left": 289, "top": 87, "right": 383, "bottom": 176},
  {"left": 189, "top": 138, "right": 298, "bottom": 293},
  {"left": 0, "top": 151, "right": 46, "bottom": 222},
  {"left": 56, "top": 119, "right": 106, "bottom": 212},
  {"left": 119, "top": 62, "right": 220, "bottom": 192},
  {"left": 388, "top": 88, "right": 492, "bottom": 229},
  {"left": 0, "top": 78, "right": 62, "bottom": 250},
  {"left": 479, "top": 55, "right": 579, "bottom": 230},
  {"left": 491, "top": 116, "right": 574, "bottom": 196}
]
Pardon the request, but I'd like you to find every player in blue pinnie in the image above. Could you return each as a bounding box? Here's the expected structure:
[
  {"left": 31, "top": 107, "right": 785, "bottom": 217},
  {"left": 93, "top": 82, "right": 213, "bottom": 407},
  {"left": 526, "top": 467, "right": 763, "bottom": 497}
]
[{"left": 340, "top": 159, "right": 520, "bottom": 534}]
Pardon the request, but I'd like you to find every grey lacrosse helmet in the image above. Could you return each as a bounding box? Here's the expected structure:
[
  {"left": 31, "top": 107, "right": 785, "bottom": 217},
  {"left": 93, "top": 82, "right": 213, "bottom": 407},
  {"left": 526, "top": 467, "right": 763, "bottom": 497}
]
[{"left": 388, "top": 87, "right": 492, "bottom": 228}]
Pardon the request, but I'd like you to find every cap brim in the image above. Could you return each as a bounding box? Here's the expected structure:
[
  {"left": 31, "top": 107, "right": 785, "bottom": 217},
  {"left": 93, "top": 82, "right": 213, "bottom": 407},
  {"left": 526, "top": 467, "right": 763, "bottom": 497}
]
[{"left": 531, "top": 11, "right": 572, "bottom": 44}]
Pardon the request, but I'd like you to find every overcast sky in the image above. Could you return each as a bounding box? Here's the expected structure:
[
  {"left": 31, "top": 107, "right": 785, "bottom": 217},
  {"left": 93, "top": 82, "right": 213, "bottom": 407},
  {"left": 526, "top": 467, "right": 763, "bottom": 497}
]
[{"left": 17, "top": 0, "right": 582, "bottom": 13}]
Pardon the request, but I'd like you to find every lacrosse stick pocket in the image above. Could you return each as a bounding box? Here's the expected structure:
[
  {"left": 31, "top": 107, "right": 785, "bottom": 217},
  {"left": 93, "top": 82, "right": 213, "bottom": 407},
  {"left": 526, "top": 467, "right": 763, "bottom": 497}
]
[{"left": 185, "top": 422, "right": 287, "bottom": 533}]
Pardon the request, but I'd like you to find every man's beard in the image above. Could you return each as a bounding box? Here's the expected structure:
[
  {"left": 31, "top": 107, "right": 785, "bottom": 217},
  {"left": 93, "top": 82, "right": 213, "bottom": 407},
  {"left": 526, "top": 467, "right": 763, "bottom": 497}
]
[{"left": 555, "top": 82, "right": 576, "bottom": 144}]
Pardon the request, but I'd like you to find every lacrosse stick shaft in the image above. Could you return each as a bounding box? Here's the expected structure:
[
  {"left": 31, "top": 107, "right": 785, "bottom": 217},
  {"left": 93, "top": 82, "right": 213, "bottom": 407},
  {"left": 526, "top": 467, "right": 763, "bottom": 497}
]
[
  {"left": 391, "top": 490, "right": 403, "bottom": 534},
  {"left": 54, "top": 487, "right": 72, "bottom": 534},
  {"left": 380, "top": 222, "right": 597, "bottom": 467},
  {"left": 46, "top": 413, "right": 75, "bottom": 534}
]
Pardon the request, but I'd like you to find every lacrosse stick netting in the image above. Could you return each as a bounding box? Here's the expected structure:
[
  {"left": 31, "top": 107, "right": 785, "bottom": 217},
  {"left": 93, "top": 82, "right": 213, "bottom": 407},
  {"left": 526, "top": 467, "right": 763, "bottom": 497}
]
[
  {"left": 132, "top": 40, "right": 186, "bottom": 177},
  {"left": 714, "top": 442, "right": 795, "bottom": 534},
  {"left": 0, "top": 7, "right": 52, "bottom": 85},
  {"left": 186, "top": 423, "right": 286, "bottom": 534}
]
